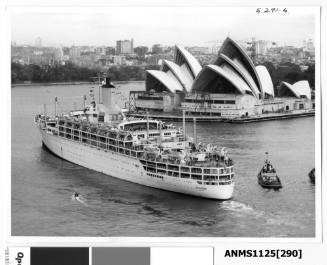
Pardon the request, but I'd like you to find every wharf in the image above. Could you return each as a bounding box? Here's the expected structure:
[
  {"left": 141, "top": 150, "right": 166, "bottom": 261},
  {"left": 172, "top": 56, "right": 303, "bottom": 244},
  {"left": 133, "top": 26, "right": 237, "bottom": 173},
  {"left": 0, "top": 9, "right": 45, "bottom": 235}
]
[{"left": 126, "top": 110, "right": 315, "bottom": 123}]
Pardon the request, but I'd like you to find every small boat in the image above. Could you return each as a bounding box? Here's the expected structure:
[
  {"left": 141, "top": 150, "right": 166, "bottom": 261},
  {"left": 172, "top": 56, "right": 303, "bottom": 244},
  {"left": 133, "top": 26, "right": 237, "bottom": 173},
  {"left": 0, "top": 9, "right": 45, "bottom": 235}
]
[
  {"left": 257, "top": 154, "right": 282, "bottom": 189},
  {"left": 308, "top": 168, "right": 315, "bottom": 184}
]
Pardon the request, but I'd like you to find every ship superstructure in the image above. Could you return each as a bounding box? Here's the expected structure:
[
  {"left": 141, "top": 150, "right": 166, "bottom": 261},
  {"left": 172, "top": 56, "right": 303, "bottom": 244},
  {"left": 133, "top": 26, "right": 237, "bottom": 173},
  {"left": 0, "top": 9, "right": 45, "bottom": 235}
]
[{"left": 34, "top": 78, "right": 235, "bottom": 199}]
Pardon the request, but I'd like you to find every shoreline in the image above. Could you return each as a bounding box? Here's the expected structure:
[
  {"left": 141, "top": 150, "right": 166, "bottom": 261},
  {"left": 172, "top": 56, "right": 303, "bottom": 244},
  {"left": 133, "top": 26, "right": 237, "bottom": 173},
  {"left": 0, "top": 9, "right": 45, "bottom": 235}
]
[
  {"left": 11, "top": 80, "right": 145, "bottom": 87},
  {"left": 127, "top": 110, "right": 315, "bottom": 123}
]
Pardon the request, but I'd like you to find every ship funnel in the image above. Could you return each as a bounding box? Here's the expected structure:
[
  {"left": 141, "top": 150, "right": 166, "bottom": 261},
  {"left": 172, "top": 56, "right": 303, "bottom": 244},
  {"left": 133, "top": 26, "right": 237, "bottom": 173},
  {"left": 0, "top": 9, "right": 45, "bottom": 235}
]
[
  {"left": 102, "top": 77, "right": 115, "bottom": 88},
  {"left": 101, "top": 77, "right": 119, "bottom": 113}
]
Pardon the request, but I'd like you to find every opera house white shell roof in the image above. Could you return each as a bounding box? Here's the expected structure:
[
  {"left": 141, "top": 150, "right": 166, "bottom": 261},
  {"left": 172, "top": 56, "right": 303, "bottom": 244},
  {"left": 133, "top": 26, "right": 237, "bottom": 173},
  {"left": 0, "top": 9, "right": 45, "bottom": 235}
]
[
  {"left": 216, "top": 53, "right": 261, "bottom": 96},
  {"left": 215, "top": 38, "right": 263, "bottom": 95},
  {"left": 279, "top": 80, "right": 311, "bottom": 99},
  {"left": 145, "top": 45, "right": 202, "bottom": 93},
  {"left": 145, "top": 37, "right": 310, "bottom": 100},
  {"left": 174, "top": 45, "right": 202, "bottom": 78},
  {"left": 256, "top": 65, "right": 274, "bottom": 97},
  {"left": 191, "top": 64, "right": 255, "bottom": 96},
  {"left": 161, "top": 59, "right": 194, "bottom": 92},
  {"left": 191, "top": 37, "right": 276, "bottom": 99},
  {"left": 146, "top": 70, "right": 184, "bottom": 93}
]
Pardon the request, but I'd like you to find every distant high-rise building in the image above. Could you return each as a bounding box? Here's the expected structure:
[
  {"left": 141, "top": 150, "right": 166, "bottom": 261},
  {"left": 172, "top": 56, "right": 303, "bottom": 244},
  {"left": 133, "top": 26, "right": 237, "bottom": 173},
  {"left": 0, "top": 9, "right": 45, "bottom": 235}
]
[
  {"left": 255, "top": 40, "right": 268, "bottom": 56},
  {"left": 152, "top": 44, "right": 163, "bottom": 54},
  {"left": 302, "top": 40, "right": 307, "bottom": 48},
  {"left": 69, "top": 46, "right": 81, "bottom": 59},
  {"left": 55, "top": 46, "right": 64, "bottom": 61},
  {"left": 245, "top": 37, "right": 256, "bottom": 60},
  {"left": 105, "top": 46, "right": 116, "bottom": 56},
  {"left": 306, "top": 39, "right": 314, "bottom": 52},
  {"left": 95, "top": 46, "right": 106, "bottom": 56},
  {"left": 62, "top": 47, "right": 70, "bottom": 56},
  {"left": 35, "top": 37, "right": 42, "bottom": 47},
  {"left": 134, "top": 46, "right": 148, "bottom": 57},
  {"left": 116, "top": 39, "right": 134, "bottom": 55}
]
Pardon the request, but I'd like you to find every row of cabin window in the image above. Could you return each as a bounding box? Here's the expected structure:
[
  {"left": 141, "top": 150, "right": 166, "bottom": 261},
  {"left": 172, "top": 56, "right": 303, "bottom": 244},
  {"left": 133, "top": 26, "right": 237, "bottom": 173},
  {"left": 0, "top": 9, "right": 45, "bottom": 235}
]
[
  {"left": 59, "top": 128, "right": 134, "bottom": 142},
  {"left": 184, "top": 99, "right": 236, "bottom": 104},
  {"left": 58, "top": 132, "right": 144, "bottom": 156},
  {"left": 60, "top": 126, "right": 172, "bottom": 140},
  {"left": 147, "top": 168, "right": 232, "bottom": 180},
  {"left": 147, "top": 173, "right": 163, "bottom": 179},
  {"left": 197, "top": 180, "right": 232, "bottom": 186}
]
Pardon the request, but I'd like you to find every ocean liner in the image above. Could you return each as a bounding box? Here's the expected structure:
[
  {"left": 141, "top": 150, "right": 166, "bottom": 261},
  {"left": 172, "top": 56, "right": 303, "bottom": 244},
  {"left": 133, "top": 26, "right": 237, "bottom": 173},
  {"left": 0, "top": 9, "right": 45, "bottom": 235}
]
[{"left": 35, "top": 78, "right": 235, "bottom": 199}]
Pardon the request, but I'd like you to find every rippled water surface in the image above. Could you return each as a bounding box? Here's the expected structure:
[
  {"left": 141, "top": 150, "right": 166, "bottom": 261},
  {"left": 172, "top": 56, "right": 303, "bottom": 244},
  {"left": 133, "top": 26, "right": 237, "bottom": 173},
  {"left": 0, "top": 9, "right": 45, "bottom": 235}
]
[{"left": 11, "top": 82, "right": 315, "bottom": 237}]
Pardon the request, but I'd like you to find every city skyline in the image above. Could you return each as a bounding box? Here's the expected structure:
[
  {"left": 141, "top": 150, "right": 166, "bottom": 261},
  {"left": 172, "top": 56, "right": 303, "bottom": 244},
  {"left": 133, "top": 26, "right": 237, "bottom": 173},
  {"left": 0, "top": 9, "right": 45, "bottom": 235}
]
[{"left": 11, "top": 6, "right": 316, "bottom": 48}]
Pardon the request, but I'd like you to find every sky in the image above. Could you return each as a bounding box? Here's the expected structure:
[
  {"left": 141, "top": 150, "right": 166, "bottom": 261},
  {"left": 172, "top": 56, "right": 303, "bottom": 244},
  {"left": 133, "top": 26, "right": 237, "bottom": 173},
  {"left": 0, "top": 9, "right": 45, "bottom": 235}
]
[{"left": 11, "top": 6, "right": 317, "bottom": 47}]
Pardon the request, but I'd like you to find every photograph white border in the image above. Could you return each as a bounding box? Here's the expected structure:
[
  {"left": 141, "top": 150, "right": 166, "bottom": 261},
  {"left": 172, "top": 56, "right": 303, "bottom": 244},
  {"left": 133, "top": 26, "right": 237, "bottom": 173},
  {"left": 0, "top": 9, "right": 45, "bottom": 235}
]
[{"left": 1, "top": 0, "right": 325, "bottom": 257}]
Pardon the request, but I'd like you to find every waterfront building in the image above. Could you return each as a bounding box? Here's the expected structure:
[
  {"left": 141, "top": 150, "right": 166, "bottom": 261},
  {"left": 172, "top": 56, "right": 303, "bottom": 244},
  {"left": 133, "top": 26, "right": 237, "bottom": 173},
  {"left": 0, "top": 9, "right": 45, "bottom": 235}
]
[
  {"left": 279, "top": 80, "right": 311, "bottom": 99},
  {"left": 181, "top": 38, "right": 313, "bottom": 118},
  {"left": 132, "top": 37, "right": 313, "bottom": 118},
  {"left": 135, "top": 45, "right": 202, "bottom": 112}
]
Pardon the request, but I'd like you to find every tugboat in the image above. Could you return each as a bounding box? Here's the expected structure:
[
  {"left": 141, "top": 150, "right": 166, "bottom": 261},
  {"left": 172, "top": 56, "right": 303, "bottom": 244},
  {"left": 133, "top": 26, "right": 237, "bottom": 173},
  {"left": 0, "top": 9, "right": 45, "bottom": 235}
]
[
  {"left": 308, "top": 168, "right": 315, "bottom": 184},
  {"left": 257, "top": 153, "right": 282, "bottom": 189}
]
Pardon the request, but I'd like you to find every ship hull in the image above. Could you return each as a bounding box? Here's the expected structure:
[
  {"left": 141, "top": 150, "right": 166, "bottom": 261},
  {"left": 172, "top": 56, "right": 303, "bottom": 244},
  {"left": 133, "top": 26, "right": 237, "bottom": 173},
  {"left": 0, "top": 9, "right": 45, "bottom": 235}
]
[{"left": 40, "top": 129, "right": 234, "bottom": 200}]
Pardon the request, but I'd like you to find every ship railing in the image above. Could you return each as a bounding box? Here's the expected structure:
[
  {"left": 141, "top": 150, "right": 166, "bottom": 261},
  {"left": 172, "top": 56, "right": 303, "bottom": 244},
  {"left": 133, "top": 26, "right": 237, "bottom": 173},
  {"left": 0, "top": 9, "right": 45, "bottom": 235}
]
[
  {"left": 140, "top": 150, "right": 233, "bottom": 169},
  {"left": 51, "top": 122, "right": 234, "bottom": 168},
  {"left": 140, "top": 158, "right": 234, "bottom": 183},
  {"left": 57, "top": 117, "right": 189, "bottom": 144},
  {"left": 52, "top": 124, "right": 235, "bottom": 183},
  {"left": 56, "top": 124, "right": 146, "bottom": 159},
  {"left": 36, "top": 114, "right": 57, "bottom": 129}
]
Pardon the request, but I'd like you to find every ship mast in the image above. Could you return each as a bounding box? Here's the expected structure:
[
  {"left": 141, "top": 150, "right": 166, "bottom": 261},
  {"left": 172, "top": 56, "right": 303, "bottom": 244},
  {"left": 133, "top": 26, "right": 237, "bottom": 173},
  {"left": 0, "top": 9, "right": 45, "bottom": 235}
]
[
  {"left": 83, "top": 95, "right": 86, "bottom": 109},
  {"left": 54, "top": 97, "right": 58, "bottom": 117},
  {"left": 193, "top": 117, "right": 197, "bottom": 145},
  {"left": 95, "top": 71, "right": 105, "bottom": 104},
  {"left": 98, "top": 72, "right": 101, "bottom": 104},
  {"left": 43, "top": 103, "right": 47, "bottom": 117},
  {"left": 146, "top": 111, "right": 149, "bottom": 140},
  {"left": 182, "top": 109, "right": 186, "bottom": 140}
]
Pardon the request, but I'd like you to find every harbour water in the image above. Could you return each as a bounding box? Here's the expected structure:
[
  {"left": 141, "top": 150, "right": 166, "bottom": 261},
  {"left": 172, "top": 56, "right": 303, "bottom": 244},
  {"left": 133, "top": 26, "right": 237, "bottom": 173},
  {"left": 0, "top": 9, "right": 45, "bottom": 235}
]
[{"left": 11, "top": 82, "right": 315, "bottom": 237}]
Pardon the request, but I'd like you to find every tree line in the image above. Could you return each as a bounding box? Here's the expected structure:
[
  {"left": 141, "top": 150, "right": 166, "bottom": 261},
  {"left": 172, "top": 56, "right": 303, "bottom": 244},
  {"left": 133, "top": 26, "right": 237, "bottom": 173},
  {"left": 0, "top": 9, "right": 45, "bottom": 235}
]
[
  {"left": 11, "top": 62, "right": 99, "bottom": 83},
  {"left": 263, "top": 62, "right": 315, "bottom": 91},
  {"left": 11, "top": 61, "right": 314, "bottom": 90},
  {"left": 11, "top": 62, "right": 160, "bottom": 83},
  {"left": 107, "top": 65, "right": 160, "bottom": 81}
]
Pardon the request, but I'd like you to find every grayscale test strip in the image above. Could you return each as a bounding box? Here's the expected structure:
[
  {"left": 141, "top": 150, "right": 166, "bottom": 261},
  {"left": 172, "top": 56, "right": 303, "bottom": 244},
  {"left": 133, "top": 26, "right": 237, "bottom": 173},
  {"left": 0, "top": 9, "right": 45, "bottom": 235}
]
[{"left": 6, "top": 247, "right": 214, "bottom": 265}]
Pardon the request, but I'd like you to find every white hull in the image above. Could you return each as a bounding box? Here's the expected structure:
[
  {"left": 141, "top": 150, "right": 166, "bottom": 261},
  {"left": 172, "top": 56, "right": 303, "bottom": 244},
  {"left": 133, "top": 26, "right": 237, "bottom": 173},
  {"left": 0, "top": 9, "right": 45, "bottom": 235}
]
[{"left": 40, "top": 129, "right": 234, "bottom": 199}]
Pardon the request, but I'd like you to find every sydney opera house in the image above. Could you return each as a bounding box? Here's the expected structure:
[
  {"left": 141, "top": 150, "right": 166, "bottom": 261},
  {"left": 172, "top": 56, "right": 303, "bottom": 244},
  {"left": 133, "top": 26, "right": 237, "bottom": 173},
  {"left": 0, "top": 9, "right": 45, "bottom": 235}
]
[{"left": 134, "top": 37, "right": 313, "bottom": 118}]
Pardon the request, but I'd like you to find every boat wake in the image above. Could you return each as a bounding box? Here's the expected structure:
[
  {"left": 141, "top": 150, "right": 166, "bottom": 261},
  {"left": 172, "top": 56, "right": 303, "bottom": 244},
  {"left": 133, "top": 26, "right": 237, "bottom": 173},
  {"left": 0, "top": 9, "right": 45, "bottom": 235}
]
[
  {"left": 221, "top": 200, "right": 304, "bottom": 230},
  {"left": 221, "top": 200, "right": 254, "bottom": 212},
  {"left": 109, "top": 198, "right": 169, "bottom": 218}
]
